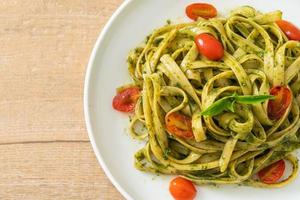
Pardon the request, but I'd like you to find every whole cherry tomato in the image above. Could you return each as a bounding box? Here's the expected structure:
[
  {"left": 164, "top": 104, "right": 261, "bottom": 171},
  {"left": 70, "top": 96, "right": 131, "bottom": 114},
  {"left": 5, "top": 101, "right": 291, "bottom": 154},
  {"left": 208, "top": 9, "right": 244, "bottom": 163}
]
[
  {"left": 195, "top": 33, "right": 224, "bottom": 61},
  {"left": 276, "top": 20, "right": 300, "bottom": 41},
  {"left": 169, "top": 177, "right": 197, "bottom": 200},
  {"left": 186, "top": 3, "right": 217, "bottom": 21}
]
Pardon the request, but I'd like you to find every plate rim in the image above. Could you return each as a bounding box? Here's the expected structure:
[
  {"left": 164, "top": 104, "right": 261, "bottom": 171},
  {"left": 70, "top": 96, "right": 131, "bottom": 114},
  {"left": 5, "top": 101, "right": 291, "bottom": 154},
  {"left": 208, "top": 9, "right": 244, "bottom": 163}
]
[
  {"left": 84, "top": 0, "right": 134, "bottom": 199},
  {"left": 84, "top": 1, "right": 300, "bottom": 199}
]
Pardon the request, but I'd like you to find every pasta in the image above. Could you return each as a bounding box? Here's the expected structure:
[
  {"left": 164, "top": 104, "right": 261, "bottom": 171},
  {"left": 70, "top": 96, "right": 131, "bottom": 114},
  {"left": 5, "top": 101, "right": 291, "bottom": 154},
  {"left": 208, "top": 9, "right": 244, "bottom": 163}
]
[{"left": 124, "top": 6, "right": 300, "bottom": 187}]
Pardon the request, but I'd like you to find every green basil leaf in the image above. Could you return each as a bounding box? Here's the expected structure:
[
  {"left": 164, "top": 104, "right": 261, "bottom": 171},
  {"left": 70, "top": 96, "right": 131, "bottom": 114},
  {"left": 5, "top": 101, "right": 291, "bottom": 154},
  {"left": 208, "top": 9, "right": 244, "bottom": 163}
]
[
  {"left": 201, "top": 94, "right": 274, "bottom": 117},
  {"left": 235, "top": 95, "right": 275, "bottom": 104},
  {"left": 201, "top": 97, "right": 234, "bottom": 116},
  {"left": 201, "top": 93, "right": 275, "bottom": 116}
]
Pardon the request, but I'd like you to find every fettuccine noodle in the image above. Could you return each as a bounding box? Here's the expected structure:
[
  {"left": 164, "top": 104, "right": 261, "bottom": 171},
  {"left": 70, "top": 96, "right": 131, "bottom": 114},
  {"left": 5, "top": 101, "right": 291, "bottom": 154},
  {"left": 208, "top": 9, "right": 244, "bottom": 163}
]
[{"left": 125, "top": 6, "right": 300, "bottom": 187}]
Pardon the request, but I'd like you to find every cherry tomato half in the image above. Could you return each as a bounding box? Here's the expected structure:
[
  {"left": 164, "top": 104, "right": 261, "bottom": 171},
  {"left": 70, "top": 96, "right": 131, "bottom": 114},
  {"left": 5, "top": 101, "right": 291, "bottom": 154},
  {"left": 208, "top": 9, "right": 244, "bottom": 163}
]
[
  {"left": 169, "top": 177, "right": 197, "bottom": 200},
  {"left": 195, "top": 33, "right": 224, "bottom": 61},
  {"left": 267, "top": 86, "right": 292, "bottom": 120},
  {"left": 186, "top": 3, "right": 217, "bottom": 21},
  {"left": 276, "top": 20, "right": 300, "bottom": 41},
  {"left": 165, "top": 112, "right": 194, "bottom": 139},
  {"left": 112, "top": 87, "right": 140, "bottom": 112},
  {"left": 258, "top": 160, "right": 285, "bottom": 184}
]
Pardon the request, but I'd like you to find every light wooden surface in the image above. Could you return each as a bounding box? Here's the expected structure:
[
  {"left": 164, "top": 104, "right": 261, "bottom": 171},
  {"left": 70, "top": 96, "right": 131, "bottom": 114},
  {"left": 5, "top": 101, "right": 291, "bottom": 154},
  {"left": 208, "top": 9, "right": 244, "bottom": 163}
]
[{"left": 0, "top": 0, "right": 125, "bottom": 199}]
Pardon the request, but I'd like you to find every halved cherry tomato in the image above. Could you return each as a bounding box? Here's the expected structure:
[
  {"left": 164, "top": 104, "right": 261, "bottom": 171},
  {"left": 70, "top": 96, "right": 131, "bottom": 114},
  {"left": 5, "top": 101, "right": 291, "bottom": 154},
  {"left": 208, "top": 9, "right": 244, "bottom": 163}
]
[
  {"left": 169, "top": 177, "right": 197, "bottom": 200},
  {"left": 112, "top": 87, "right": 140, "bottom": 112},
  {"left": 267, "top": 86, "right": 292, "bottom": 120},
  {"left": 186, "top": 3, "right": 217, "bottom": 21},
  {"left": 195, "top": 33, "right": 224, "bottom": 61},
  {"left": 276, "top": 20, "right": 300, "bottom": 41},
  {"left": 165, "top": 112, "right": 194, "bottom": 139},
  {"left": 258, "top": 160, "right": 285, "bottom": 184}
]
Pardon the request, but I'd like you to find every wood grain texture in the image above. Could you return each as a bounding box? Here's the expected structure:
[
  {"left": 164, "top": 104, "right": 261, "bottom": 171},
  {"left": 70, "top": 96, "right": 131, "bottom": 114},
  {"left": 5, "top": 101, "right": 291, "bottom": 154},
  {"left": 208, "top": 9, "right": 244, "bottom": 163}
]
[{"left": 0, "top": 0, "right": 124, "bottom": 199}]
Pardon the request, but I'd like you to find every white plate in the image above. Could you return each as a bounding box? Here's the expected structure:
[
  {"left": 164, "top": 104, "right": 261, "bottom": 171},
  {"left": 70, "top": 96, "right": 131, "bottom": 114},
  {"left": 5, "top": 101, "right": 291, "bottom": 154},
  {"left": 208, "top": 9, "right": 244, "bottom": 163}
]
[{"left": 84, "top": 0, "right": 300, "bottom": 199}]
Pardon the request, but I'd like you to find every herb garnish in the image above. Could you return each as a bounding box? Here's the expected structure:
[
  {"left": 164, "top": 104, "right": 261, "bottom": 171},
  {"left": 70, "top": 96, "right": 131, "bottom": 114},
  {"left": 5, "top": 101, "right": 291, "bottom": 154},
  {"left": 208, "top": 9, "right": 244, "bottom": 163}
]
[{"left": 201, "top": 94, "right": 275, "bottom": 117}]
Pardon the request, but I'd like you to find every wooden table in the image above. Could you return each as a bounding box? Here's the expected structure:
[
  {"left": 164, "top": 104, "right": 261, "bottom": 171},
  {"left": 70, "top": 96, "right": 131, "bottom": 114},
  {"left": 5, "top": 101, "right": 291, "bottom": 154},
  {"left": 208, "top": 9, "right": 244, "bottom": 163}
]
[{"left": 0, "top": 0, "right": 124, "bottom": 199}]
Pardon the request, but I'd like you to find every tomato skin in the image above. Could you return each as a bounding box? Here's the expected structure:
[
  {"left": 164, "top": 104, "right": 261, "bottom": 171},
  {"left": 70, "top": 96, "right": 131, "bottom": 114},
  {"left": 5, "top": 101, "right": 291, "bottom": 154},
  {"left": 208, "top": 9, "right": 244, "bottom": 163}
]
[
  {"left": 267, "top": 86, "right": 292, "bottom": 120},
  {"left": 276, "top": 20, "right": 300, "bottom": 41},
  {"left": 112, "top": 87, "right": 140, "bottom": 112},
  {"left": 195, "top": 33, "right": 224, "bottom": 61},
  {"left": 258, "top": 160, "right": 285, "bottom": 184},
  {"left": 165, "top": 113, "right": 194, "bottom": 139},
  {"left": 169, "top": 177, "right": 197, "bottom": 200},
  {"left": 186, "top": 3, "right": 217, "bottom": 21}
]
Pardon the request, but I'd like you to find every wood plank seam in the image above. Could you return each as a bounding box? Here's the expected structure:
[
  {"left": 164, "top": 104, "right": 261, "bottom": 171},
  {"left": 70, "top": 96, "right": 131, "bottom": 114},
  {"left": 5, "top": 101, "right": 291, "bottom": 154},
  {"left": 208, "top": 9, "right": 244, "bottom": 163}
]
[{"left": 0, "top": 140, "right": 90, "bottom": 146}]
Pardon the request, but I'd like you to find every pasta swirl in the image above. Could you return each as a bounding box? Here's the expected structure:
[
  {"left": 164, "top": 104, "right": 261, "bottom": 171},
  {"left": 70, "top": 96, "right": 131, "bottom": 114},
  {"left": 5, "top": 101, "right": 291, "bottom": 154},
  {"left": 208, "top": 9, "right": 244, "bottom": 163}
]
[{"left": 126, "top": 6, "right": 300, "bottom": 187}]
